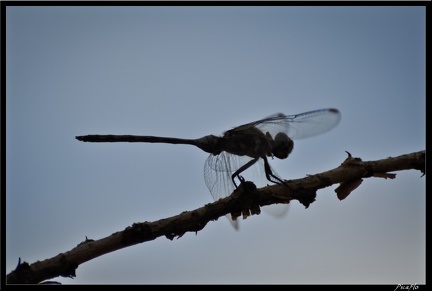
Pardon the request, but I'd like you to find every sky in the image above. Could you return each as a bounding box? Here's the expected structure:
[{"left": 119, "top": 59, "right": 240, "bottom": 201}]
[{"left": 5, "top": 5, "right": 425, "bottom": 285}]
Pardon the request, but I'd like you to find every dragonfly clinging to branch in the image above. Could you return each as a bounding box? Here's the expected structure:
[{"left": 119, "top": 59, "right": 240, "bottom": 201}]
[{"left": 76, "top": 108, "right": 341, "bottom": 227}]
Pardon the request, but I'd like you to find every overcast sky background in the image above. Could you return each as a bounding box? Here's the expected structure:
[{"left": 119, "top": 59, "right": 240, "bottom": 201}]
[{"left": 6, "top": 6, "right": 425, "bottom": 284}]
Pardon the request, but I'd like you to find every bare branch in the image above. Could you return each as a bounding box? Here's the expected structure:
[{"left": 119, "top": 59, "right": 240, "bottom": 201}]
[{"left": 6, "top": 150, "right": 425, "bottom": 284}]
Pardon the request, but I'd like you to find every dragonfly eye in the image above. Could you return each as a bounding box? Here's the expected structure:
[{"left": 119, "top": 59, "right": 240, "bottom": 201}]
[{"left": 273, "top": 132, "right": 293, "bottom": 159}]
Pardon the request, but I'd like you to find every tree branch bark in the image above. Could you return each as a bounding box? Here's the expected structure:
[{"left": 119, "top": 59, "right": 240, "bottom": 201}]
[{"left": 6, "top": 150, "right": 425, "bottom": 284}]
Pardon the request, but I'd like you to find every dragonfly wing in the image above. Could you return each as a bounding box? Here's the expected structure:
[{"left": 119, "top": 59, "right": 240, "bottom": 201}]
[
  {"left": 204, "top": 153, "right": 289, "bottom": 227},
  {"left": 253, "top": 108, "right": 341, "bottom": 140},
  {"left": 204, "top": 152, "right": 243, "bottom": 229},
  {"left": 204, "top": 152, "right": 238, "bottom": 201},
  {"left": 284, "top": 108, "right": 341, "bottom": 139},
  {"left": 250, "top": 114, "right": 289, "bottom": 140},
  {"left": 204, "top": 152, "right": 270, "bottom": 200}
]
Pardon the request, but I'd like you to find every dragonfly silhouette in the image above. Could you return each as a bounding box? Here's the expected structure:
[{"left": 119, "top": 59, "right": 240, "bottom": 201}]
[{"left": 76, "top": 108, "right": 341, "bottom": 227}]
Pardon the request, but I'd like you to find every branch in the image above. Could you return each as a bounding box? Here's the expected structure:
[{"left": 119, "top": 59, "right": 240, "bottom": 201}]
[{"left": 6, "top": 150, "right": 425, "bottom": 284}]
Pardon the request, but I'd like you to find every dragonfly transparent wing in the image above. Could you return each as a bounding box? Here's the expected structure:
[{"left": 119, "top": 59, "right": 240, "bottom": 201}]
[
  {"left": 204, "top": 152, "right": 289, "bottom": 227},
  {"left": 205, "top": 153, "right": 283, "bottom": 197},
  {"left": 250, "top": 108, "right": 341, "bottom": 140},
  {"left": 204, "top": 152, "right": 247, "bottom": 229},
  {"left": 204, "top": 151, "right": 253, "bottom": 201}
]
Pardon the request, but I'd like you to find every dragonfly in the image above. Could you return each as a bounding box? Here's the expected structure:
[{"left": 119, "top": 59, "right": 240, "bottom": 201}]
[{"left": 76, "top": 108, "right": 341, "bottom": 228}]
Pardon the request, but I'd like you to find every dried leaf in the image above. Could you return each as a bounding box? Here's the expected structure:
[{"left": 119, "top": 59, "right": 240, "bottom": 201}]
[{"left": 335, "top": 178, "right": 363, "bottom": 200}]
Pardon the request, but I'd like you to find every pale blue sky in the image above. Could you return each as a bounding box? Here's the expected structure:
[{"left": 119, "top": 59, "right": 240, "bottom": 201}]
[{"left": 6, "top": 6, "right": 425, "bottom": 284}]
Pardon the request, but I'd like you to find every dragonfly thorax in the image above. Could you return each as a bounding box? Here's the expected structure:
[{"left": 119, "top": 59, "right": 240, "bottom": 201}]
[{"left": 221, "top": 126, "right": 273, "bottom": 159}]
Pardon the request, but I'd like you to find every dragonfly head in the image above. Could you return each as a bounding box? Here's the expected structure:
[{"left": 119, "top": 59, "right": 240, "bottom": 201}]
[{"left": 272, "top": 132, "right": 293, "bottom": 159}]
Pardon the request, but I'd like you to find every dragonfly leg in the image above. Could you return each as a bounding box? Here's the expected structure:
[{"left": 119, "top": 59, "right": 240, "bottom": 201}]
[
  {"left": 263, "top": 157, "right": 286, "bottom": 185},
  {"left": 238, "top": 175, "right": 246, "bottom": 184},
  {"left": 231, "top": 158, "right": 259, "bottom": 188}
]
